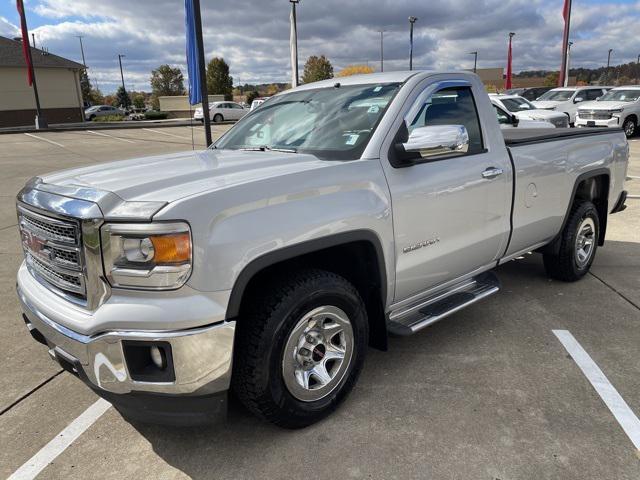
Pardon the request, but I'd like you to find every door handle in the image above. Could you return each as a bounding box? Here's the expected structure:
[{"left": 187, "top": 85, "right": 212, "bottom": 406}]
[{"left": 482, "top": 167, "right": 503, "bottom": 179}]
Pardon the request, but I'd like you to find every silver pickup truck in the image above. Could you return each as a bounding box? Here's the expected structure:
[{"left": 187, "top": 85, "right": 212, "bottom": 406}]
[{"left": 16, "top": 71, "right": 629, "bottom": 428}]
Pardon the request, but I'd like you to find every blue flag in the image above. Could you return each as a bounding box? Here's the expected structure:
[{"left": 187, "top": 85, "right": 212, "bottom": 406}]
[{"left": 185, "top": 0, "right": 201, "bottom": 105}]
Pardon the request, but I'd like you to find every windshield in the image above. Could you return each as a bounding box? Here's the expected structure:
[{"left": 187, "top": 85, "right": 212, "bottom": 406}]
[
  {"left": 501, "top": 97, "right": 536, "bottom": 112},
  {"left": 214, "top": 83, "right": 400, "bottom": 160},
  {"left": 537, "top": 90, "right": 574, "bottom": 101},
  {"left": 598, "top": 90, "right": 640, "bottom": 102},
  {"left": 86, "top": 106, "right": 100, "bottom": 112}
]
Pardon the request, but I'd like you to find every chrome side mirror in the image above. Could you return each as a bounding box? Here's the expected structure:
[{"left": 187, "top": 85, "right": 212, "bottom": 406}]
[
  {"left": 402, "top": 125, "right": 469, "bottom": 159},
  {"left": 574, "top": 97, "right": 584, "bottom": 103}
]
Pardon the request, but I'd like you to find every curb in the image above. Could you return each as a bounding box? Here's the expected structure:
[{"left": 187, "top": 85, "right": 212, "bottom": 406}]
[{"left": 0, "top": 120, "right": 236, "bottom": 135}]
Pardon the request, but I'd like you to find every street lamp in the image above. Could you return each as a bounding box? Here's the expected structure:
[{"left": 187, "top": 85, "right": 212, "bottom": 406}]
[
  {"left": 468, "top": 51, "right": 478, "bottom": 73},
  {"left": 606, "top": 48, "right": 613, "bottom": 84},
  {"left": 636, "top": 54, "right": 639, "bottom": 85},
  {"left": 117, "top": 54, "right": 128, "bottom": 108},
  {"left": 289, "top": 0, "right": 300, "bottom": 87},
  {"left": 377, "top": 29, "right": 386, "bottom": 72},
  {"left": 409, "top": 16, "right": 418, "bottom": 71}
]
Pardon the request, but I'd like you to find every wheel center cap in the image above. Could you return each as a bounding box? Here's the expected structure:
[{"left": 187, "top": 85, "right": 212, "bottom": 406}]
[{"left": 312, "top": 344, "right": 326, "bottom": 362}]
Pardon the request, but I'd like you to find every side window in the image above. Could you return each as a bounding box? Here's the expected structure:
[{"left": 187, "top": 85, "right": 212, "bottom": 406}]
[
  {"left": 409, "top": 86, "right": 484, "bottom": 154},
  {"left": 494, "top": 105, "right": 511, "bottom": 125},
  {"left": 585, "top": 89, "right": 602, "bottom": 101}
]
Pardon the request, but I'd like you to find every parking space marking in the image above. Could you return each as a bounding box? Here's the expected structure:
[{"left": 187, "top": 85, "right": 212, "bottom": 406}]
[
  {"left": 553, "top": 330, "right": 640, "bottom": 452},
  {"left": 86, "top": 130, "right": 136, "bottom": 144},
  {"left": 8, "top": 399, "right": 111, "bottom": 480},
  {"left": 23, "top": 133, "right": 64, "bottom": 148},
  {"left": 142, "top": 128, "right": 190, "bottom": 139}
]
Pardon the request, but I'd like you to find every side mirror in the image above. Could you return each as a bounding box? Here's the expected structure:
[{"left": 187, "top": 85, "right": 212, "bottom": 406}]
[
  {"left": 511, "top": 114, "right": 520, "bottom": 127},
  {"left": 402, "top": 125, "right": 469, "bottom": 159},
  {"left": 574, "top": 97, "right": 584, "bottom": 103}
]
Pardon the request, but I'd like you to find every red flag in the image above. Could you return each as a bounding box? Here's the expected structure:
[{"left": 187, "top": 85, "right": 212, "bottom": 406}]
[
  {"left": 505, "top": 35, "right": 513, "bottom": 90},
  {"left": 16, "top": 0, "right": 33, "bottom": 86}
]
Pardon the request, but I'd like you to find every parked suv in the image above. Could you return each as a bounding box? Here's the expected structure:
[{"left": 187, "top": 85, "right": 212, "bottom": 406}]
[
  {"left": 575, "top": 86, "right": 640, "bottom": 137},
  {"left": 491, "top": 94, "right": 569, "bottom": 128},
  {"left": 533, "top": 87, "right": 610, "bottom": 125},
  {"left": 505, "top": 87, "right": 553, "bottom": 102}
]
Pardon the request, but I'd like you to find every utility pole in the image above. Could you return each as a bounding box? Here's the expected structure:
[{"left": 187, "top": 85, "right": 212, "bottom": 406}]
[
  {"left": 564, "top": 41, "right": 573, "bottom": 87},
  {"left": 192, "top": 0, "right": 212, "bottom": 146},
  {"left": 469, "top": 51, "right": 478, "bottom": 73},
  {"left": 31, "top": 33, "right": 35, "bottom": 49},
  {"left": 636, "top": 54, "right": 639, "bottom": 85},
  {"left": 558, "top": 0, "right": 572, "bottom": 86},
  {"left": 606, "top": 48, "right": 613, "bottom": 84},
  {"left": 76, "top": 35, "right": 86, "bottom": 66},
  {"left": 289, "top": 0, "right": 300, "bottom": 87},
  {"left": 117, "top": 54, "right": 128, "bottom": 109},
  {"left": 378, "top": 29, "right": 386, "bottom": 72},
  {"left": 409, "top": 17, "right": 417, "bottom": 70}
]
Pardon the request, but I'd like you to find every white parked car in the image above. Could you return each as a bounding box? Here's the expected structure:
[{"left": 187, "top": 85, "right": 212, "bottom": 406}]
[
  {"left": 491, "top": 95, "right": 569, "bottom": 128},
  {"left": 84, "top": 105, "right": 125, "bottom": 121},
  {"left": 575, "top": 86, "right": 640, "bottom": 138},
  {"left": 532, "top": 87, "right": 609, "bottom": 125},
  {"left": 250, "top": 97, "right": 269, "bottom": 111},
  {"left": 193, "top": 101, "right": 248, "bottom": 123},
  {"left": 493, "top": 103, "right": 553, "bottom": 129}
]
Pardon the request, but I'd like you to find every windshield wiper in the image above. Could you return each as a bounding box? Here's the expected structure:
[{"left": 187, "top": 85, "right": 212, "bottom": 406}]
[{"left": 239, "top": 146, "right": 298, "bottom": 153}]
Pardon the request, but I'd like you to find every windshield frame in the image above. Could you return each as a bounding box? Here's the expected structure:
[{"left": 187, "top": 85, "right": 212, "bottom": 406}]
[{"left": 212, "top": 82, "right": 402, "bottom": 160}]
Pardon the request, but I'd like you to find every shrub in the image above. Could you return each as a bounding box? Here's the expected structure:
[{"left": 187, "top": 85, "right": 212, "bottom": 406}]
[{"left": 144, "top": 111, "right": 169, "bottom": 120}]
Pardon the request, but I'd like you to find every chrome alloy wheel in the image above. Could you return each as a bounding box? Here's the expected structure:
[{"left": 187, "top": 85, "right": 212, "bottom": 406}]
[
  {"left": 575, "top": 217, "right": 596, "bottom": 268},
  {"left": 282, "top": 305, "right": 354, "bottom": 402},
  {"left": 624, "top": 119, "right": 635, "bottom": 137}
]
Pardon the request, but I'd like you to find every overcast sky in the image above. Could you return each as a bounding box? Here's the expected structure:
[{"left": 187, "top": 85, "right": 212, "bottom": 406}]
[{"left": 1, "top": 0, "right": 639, "bottom": 93}]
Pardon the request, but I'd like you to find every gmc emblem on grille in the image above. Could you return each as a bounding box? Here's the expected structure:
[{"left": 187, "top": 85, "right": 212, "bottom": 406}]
[{"left": 22, "top": 230, "right": 47, "bottom": 256}]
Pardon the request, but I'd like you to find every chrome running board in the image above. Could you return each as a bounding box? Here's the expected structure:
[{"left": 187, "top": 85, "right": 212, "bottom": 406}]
[{"left": 387, "top": 271, "right": 500, "bottom": 336}]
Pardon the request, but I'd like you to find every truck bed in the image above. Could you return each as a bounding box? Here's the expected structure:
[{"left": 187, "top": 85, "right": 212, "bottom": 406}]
[{"left": 502, "top": 127, "right": 623, "bottom": 146}]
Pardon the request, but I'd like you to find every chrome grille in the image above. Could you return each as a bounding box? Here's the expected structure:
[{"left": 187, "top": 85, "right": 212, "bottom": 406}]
[
  {"left": 579, "top": 111, "right": 612, "bottom": 120},
  {"left": 18, "top": 206, "right": 86, "bottom": 299}
]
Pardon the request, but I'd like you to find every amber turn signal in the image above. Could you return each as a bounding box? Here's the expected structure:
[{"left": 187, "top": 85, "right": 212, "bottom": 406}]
[{"left": 150, "top": 233, "right": 191, "bottom": 264}]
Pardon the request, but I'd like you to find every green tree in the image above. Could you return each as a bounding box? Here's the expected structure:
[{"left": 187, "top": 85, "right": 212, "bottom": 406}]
[
  {"left": 116, "top": 86, "right": 131, "bottom": 109},
  {"left": 87, "top": 88, "right": 104, "bottom": 106},
  {"left": 150, "top": 64, "right": 185, "bottom": 108},
  {"left": 79, "top": 69, "right": 91, "bottom": 103},
  {"left": 133, "top": 94, "right": 146, "bottom": 109},
  {"left": 543, "top": 71, "right": 559, "bottom": 87},
  {"left": 245, "top": 90, "right": 260, "bottom": 106},
  {"left": 301, "top": 55, "right": 333, "bottom": 84},
  {"left": 206, "top": 57, "right": 233, "bottom": 100}
]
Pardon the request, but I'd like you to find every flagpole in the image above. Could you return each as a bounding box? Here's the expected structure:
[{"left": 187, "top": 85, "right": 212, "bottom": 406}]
[
  {"left": 505, "top": 32, "right": 515, "bottom": 90},
  {"left": 290, "top": 0, "right": 299, "bottom": 88},
  {"left": 192, "top": 0, "right": 212, "bottom": 146},
  {"left": 559, "top": 0, "right": 572, "bottom": 87},
  {"left": 17, "top": 0, "right": 47, "bottom": 129}
]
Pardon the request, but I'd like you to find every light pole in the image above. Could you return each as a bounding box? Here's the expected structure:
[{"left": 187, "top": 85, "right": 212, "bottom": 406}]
[
  {"left": 636, "top": 54, "right": 639, "bottom": 85},
  {"left": 469, "top": 51, "right": 478, "bottom": 73},
  {"left": 289, "top": 0, "right": 300, "bottom": 87},
  {"left": 117, "top": 54, "right": 128, "bottom": 108},
  {"left": 378, "top": 29, "right": 386, "bottom": 72},
  {"left": 409, "top": 16, "right": 417, "bottom": 71},
  {"left": 76, "top": 35, "right": 86, "bottom": 67},
  {"left": 606, "top": 48, "right": 613, "bottom": 84},
  {"left": 564, "top": 41, "right": 573, "bottom": 87}
]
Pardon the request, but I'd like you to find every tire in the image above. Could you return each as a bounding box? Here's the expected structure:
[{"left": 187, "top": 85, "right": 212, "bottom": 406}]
[
  {"left": 232, "top": 269, "right": 368, "bottom": 428},
  {"left": 213, "top": 113, "right": 223, "bottom": 123},
  {"left": 543, "top": 201, "right": 599, "bottom": 282},
  {"left": 88, "top": 115, "right": 95, "bottom": 121},
  {"left": 622, "top": 117, "right": 636, "bottom": 138}
]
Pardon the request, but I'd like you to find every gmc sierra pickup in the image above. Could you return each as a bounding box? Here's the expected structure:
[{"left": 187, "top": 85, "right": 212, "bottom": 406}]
[{"left": 16, "top": 71, "right": 629, "bottom": 428}]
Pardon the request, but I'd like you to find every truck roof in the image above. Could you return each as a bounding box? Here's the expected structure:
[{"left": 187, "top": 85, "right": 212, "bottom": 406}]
[{"left": 292, "top": 71, "right": 478, "bottom": 91}]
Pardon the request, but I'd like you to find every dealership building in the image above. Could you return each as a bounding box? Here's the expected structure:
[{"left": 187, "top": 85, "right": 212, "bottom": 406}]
[{"left": 0, "top": 36, "right": 85, "bottom": 128}]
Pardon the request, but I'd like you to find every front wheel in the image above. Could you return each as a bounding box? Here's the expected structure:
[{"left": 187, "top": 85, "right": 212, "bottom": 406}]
[
  {"left": 623, "top": 117, "right": 636, "bottom": 138},
  {"left": 543, "top": 201, "right": 599, "bottom": 281},
  {"left": 213, "top": 113, "right": 223, "bottom": 123},
  {"left": 232, "top": 269, "right": 368, "bottom": 428}
]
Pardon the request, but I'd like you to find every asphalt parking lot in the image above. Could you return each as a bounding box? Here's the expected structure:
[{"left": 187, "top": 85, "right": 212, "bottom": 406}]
[{"left": 1, "top": 127, "right": 639, "bottom": 479}]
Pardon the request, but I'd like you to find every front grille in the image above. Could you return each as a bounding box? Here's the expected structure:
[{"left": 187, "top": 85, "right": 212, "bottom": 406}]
[
  {"left": 18, "top": 206, "right": 86, "bottom": 299},
  {"left": 579, "top": 111, "right": 612, "bottom": 121}
]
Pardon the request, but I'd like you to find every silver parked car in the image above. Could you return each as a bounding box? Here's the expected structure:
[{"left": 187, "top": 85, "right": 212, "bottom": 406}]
[
  {"left": 193, "top": 101, "right": 248, "bottom": 123},
  {"left": 84, "top": 105, "right": 125, "bottom": 121}
]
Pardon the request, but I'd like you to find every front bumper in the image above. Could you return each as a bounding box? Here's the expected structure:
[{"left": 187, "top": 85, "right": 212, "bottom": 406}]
[
  {"left": 18, "top": 280, "right": 235, "bottom": 424},
  {"left": 575, "top": 116, "right": 620, "bottom": 129}
]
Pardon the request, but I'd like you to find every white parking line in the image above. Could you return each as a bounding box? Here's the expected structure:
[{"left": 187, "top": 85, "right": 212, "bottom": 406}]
[
  {"left": 8, "top": 399, "right": 111, "bottom": 480},
  {"left": 553, "top": 330, "right": 640, "bottom": 451},
  {"left": 23, "top": 133, "right": 64, "bottom": 148},
  {"left": 142, "top": 128, "right": 189, "bottom": 139},
  {"left": 86, "top": 130, "right": 135, "bottom": 144}
]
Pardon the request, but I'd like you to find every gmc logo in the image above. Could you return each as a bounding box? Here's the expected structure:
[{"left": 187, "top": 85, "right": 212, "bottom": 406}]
[{"left": 22, "top": 230, "right": 47, "bottom": 256}]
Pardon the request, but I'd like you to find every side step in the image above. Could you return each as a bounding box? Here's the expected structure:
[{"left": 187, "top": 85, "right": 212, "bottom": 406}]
[{"left": 387, "top": 271, "right": 500, "bottom": 336}]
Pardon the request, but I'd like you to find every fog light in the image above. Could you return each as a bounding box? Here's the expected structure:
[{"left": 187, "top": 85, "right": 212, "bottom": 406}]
[{"left": 150, "top": 345, "right": 166, "bottom": 369}]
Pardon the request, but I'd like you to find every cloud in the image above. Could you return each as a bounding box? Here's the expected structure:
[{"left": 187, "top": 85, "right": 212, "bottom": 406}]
[
  {"left": 0, "top": 16, "right": 19, "bottom": 38},
  {"left": 16, "top": 0, "right": 640, "bottom": 93}
]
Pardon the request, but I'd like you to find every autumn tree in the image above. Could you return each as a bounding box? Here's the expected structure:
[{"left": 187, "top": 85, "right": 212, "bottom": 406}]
[
  {"left": 150, "top": 64, "right": 185, "bottom": 108},
  {"left": 301, "top": 55, "right": 333, "bottom": 84},
  {"left": 543, "top": 71, "right": 559, "bottom": 87},
  {"left": 206, "top": 57, "right": 233, "bottom": 100},
  {"left": 245, "top": 90, "right": 260, "bottom": 106},
  {"left": 336, "top": 64, "right": 374, "bottom": 77},
  {"left": 133, "top": 94, "right": 146, "bottom": 109}
]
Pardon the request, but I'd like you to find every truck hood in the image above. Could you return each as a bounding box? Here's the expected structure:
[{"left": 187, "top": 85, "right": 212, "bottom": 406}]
[
  {"left": 41, "top": 149, "right": 335, "bottom": 203},
  {"left": 577, "top": 101, "right": 628, "bottom": 111},
  {"left": 531, "top": 100, "right": 562, "bottom": 109},
  {"left": 514, "top": 109, "right": 565, "bottom": 121}
]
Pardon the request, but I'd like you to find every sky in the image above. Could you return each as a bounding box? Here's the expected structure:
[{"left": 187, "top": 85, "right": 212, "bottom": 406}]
[{"left": 1, "top": 0, "right": 639, "bottom": 93}]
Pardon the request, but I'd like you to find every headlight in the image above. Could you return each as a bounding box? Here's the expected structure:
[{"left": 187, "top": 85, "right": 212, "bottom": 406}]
[
  {"left": 101, "top": 222, "right": 192, "bottom": 290},
  {"left": 610, "top": 108, "right": 623, "bottom": 114}
]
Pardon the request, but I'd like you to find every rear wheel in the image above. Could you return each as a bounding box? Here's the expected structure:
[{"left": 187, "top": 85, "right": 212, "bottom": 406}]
[
  {"left": 213, "top": 113, "right": 223, "bottom": 123},
  {"left": 543, "top": 201, "right": 599, "bottom": 281},
  {"left": 623, "top": 117, "right": 636, "bottom": 138},
  {"left": 232, "top": 269, "right": 368, "bottom": 428}
]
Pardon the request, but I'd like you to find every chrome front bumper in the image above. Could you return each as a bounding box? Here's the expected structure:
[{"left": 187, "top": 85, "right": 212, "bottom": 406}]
[{"left": 18, "top": 285, "right": 235, "bottom": 396}]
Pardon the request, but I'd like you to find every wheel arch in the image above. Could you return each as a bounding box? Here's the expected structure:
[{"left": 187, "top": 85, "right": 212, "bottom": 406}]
[{"left": 226, "top": 230, "right": 389, "bottom": 350}]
